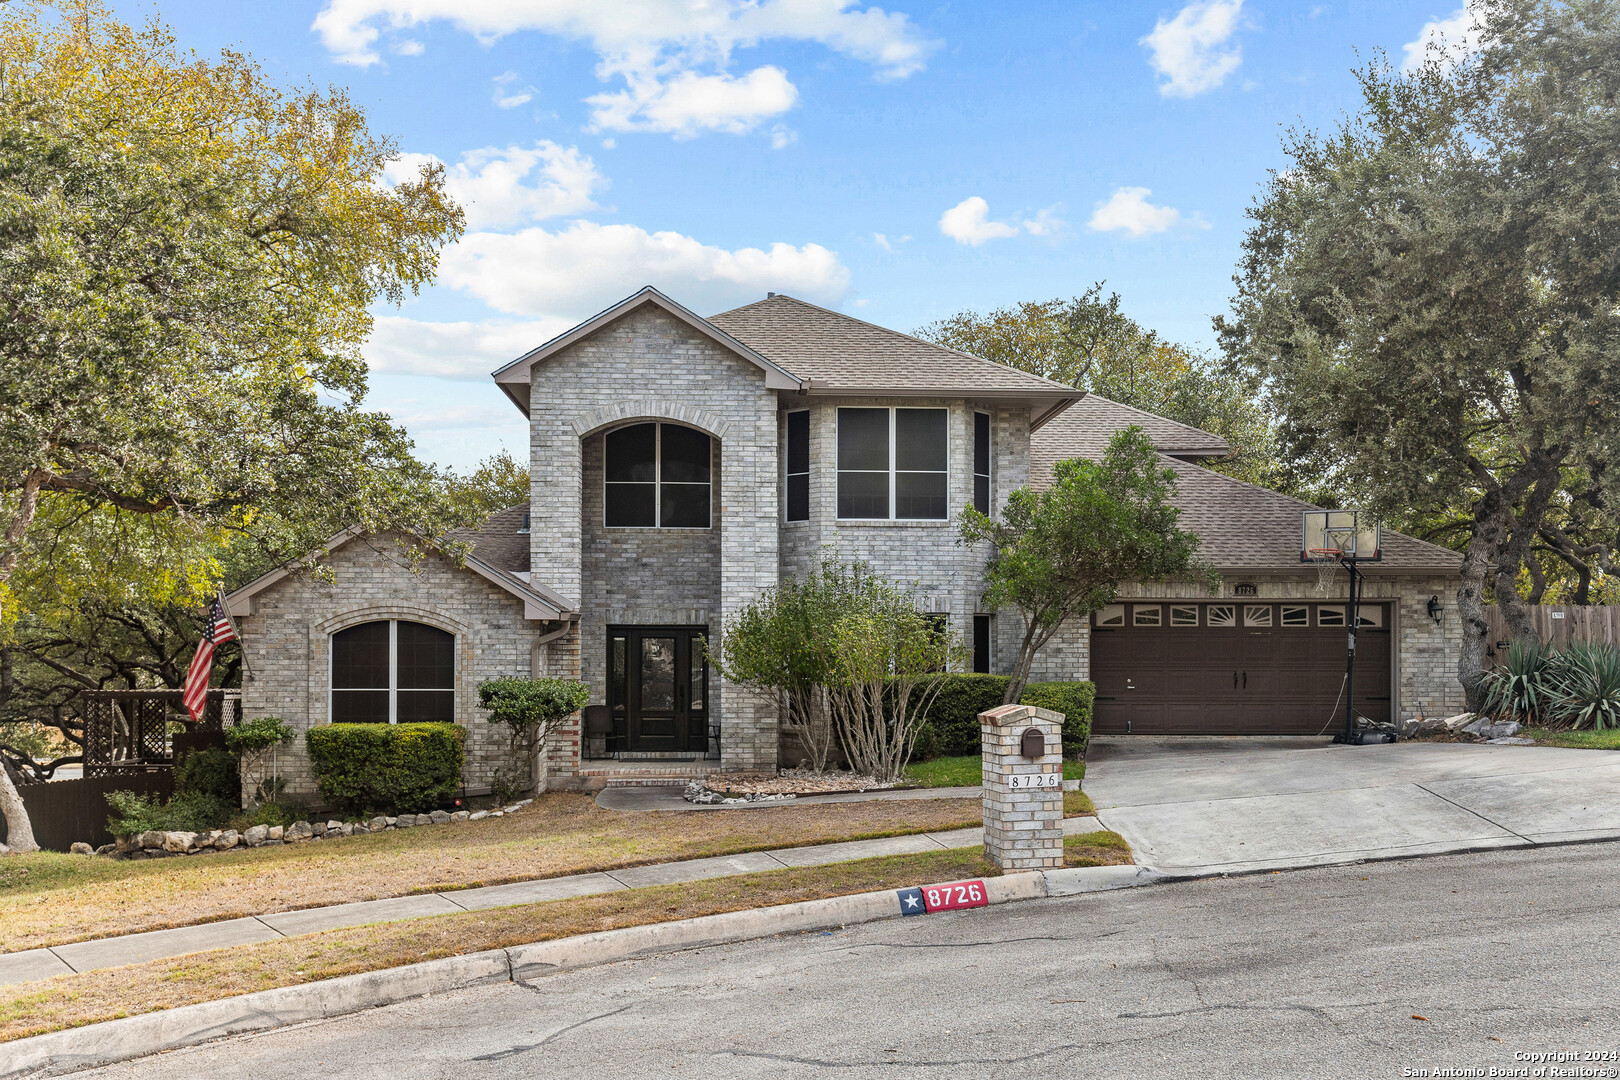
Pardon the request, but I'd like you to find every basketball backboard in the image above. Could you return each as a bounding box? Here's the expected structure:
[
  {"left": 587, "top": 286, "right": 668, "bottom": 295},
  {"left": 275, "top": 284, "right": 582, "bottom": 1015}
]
[{"left": 1301, "top": 509, "right": 1380, "bottom": 562}]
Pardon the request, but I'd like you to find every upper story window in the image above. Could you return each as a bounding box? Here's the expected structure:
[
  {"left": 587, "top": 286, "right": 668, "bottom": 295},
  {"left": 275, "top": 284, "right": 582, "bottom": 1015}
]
[
  {"left": 785, "top": 410, "right": 809, "bottom": 522},
  {"left": 836, "top": 407, "right": 947, "bottom": 520},
  {"left": 973, "top": 412, "right": 991, "bottom": 514},
  {"left": 331, "top": 620, "right": 454, "bottom": 724},
  {"left": 604, "top": 422, "right": 712, "bottom": 529}
]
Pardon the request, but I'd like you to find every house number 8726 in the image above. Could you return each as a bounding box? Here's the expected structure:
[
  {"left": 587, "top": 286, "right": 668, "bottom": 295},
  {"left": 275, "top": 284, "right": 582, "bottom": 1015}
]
[{"left": 1008, "top": 773, "right": 1059, "bottom": 790}]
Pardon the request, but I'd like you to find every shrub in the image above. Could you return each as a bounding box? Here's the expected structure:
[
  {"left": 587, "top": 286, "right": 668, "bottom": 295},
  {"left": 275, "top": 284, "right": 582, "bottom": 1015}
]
[
  {"left": 479, "top": 677, "right": 589, "bottom": 794},
  {"left": 1020, "top": 681, "right": 1096, "bottom": 759},
  {"left": 909, "top": 674, "right": 1011, "bottom": 758},
  {"left": 1477, "top": 640, "right": 1557, "bottom": 723},
  {"left": 224, "top": 716, "right": 295, "bottom": 805},
  {"left": 175, "top": 748, "right": 240, "bottom": 805},
  {"left": 305, "top": 723, "right": 466, "bottom": 814},
  {"left": 1546, "top": 640, "right": 1620, "bottom": 731},
  {"left": 105, "top": 791, "right": 234, "bottom": 838}
]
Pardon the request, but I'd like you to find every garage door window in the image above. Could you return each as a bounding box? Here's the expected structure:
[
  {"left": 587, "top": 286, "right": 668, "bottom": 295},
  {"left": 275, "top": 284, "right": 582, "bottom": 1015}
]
[
  {"left": 1133, "top": 605, "right": 1162, "bottom": 627},
  {"left": 1243, "top": 605, "right": 1273, "bottom": 627},
  {"left": 1318, "top": 606, "right": 1345, "bottom": 626},
  {"left": 1170, "top": 605, "right": 1199, "bottom": 627},
  {"left": 1281, "top": 605, "right": 1310, "bottom": 627},
  {"left": 1095, "top": 604, "right": 1126, "bottom": 627},
  {"left": 1207, "top": 605, "right": 1236, "bottom": 627}
]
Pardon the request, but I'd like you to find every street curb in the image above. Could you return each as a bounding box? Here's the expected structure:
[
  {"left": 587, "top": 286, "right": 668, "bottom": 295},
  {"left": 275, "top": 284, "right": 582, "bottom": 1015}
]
[{"left": 0, "top": 864, "right": 1150, "bottom": 1077}]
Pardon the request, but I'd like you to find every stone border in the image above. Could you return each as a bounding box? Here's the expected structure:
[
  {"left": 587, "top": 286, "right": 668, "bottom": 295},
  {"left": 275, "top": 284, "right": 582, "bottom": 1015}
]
[
  {"left": 0, "top": 864, "right": 1164, "bottom": 1077},
  {"left": 85, "top": 801, "right": 535, "bottom": 860}
]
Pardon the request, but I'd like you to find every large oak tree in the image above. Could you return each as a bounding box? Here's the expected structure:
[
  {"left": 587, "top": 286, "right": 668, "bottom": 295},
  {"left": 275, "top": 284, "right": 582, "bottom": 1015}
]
[{"left": 1217, "top": 0, "right": 1620, "bottom": 707}]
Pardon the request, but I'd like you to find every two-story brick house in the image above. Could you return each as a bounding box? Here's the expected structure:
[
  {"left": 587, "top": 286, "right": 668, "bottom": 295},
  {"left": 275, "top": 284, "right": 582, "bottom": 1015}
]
[{"left": 226, "top": 287, "right": 1463, "bottom": 799}]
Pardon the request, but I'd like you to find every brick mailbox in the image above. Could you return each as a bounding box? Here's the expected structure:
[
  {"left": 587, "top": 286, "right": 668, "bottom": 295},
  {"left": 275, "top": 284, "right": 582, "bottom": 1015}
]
[{"left": 979, "top": 703, "right": 1064, "bottom": 871}]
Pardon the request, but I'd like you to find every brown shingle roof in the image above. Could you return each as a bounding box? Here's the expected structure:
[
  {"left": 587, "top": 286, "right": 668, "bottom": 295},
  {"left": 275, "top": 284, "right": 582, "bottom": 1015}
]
[
  {"left": 1030, "top": 396, "right": 1230, "bottom": 482},
  {"left": 1030, "top": 420, "right": 1460, "bottom": 574},
  {"left": 450, "top": 504, "right": 530, "bottom": 578},
  {"left": 709, "top": 295, "right": 1083, "bottom": 422}
]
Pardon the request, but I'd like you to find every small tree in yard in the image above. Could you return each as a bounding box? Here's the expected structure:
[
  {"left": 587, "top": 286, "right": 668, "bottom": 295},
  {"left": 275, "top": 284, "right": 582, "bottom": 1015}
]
[
  {"left": 718, "top": 574, "right": 841, "bottom": 772},
  {"left": 821, "top": 564, "right": 960, "bottom": 783},
  {"left": 223, "top": 717, "right": 294, "bottom": 808},
  {"left": 479, "top": 678, "right": 589, "bottom": 796},
  {"left": 961, "top": 427, "right": 1211, "bottom": 704}
]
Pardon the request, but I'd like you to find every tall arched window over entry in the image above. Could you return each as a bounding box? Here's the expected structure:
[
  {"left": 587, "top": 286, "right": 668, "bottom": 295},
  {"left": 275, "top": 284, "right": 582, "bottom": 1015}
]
[
  {"left": 331, "top": 620, "right": 454, "bottom": 724},
  {"left": 604, "top": 422, "right": 712, "bottom": 528}
]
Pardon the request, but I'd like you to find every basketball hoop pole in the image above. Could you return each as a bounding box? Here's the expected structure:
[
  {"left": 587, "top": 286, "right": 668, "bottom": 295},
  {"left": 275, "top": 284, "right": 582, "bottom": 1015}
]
[{"left": 1333, "top": 552, "right": 1363, "bottom": 745}]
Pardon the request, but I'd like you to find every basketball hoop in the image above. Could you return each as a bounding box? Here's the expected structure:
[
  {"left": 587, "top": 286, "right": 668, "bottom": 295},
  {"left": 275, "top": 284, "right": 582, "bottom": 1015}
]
[{"left": 1307, "top": 548, "right": 1343, "bottom": 594}]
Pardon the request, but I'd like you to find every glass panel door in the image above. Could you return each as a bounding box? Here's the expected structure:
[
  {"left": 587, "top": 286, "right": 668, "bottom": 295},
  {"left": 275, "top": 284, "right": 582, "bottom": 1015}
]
[{"left": 612, "top": 626, "right": 710, "bottom": 753}]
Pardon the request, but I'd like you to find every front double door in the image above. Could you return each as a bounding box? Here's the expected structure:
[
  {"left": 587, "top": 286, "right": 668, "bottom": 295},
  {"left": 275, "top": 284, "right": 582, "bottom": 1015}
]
[{"left": 608, "top": 626, "right": 709, "bottom": 753}]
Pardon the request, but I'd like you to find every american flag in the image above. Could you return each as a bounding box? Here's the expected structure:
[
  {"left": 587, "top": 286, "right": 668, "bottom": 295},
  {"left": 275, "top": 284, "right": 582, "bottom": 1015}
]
[{"left": 182, "top": 599, "right": 239, "bottom": 721}]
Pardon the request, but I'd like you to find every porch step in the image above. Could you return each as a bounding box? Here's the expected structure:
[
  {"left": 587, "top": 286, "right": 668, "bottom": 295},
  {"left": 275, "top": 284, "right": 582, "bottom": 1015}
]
[{"left": 581, "top": 762, "right": 721, "bottom": 789}]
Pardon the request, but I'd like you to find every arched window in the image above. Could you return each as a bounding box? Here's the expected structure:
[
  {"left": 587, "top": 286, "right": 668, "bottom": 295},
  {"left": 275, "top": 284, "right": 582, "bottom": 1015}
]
[
  {"left": 604, "top": 422, "right": 712, "bottom": 528},
  {"left": 331, "top": 620, "right": 454, "bottom": 724}
]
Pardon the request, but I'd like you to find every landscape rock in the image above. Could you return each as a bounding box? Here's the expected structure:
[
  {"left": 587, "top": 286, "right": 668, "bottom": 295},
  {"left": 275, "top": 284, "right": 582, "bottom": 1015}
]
[
  {"left": 396, "top": 814, "right": 416, "bottom": 828},
  {"left": 162, "top": 831, "right": 197, "bottom": 853},
  {"left": 488, "top": 811, "right": 503, "bottom": 818},
  {"left": 215, "top": 830, "right": 238, "bottom": 850},
  {"left": 138, "top": 830, "right": 165, "bottom": 851},
  {"left": 326, "top": 820, "right": 344, "bottom": 834},
  {"left": 338, "top": 822, "right": 354, "bottom": 836},
  {"left": 385, "top": 816, "right": 398, "bottom": 827},
  {"left": 1442, "top": 713, "right": 1477, "bottom": 732},
  {"left": 369, "top": 816, "right": 388, "bottom": 832},
  {"left": 243, "top": 825, "right": 269, "bottom": 847},
  {"left": 468, "top": 811, "right": 488, "bottom": 822},
  {"left": 94, "top": 844, "right": 116, "bottom": 856},
  {"left": 267, "top": 825, "right": 284, "bottom": 842},
  {"left": 286, "top": 821, "right": 313, "bottom": 842},
  {"left": 1461, "top": 716, "right": 1492, "bottom": 738},
  {"left": 70, "top": 842, "right": 94, "bottom": 855},
  {"left": 1488, "top": 736, "right": 1536, "bottom": 745},
  {"left": 1487, "top": 720, "right": 1521, "bottom": 739},
  {"left": 429, "top": 810, "right": 452, "bottom": 824},
  {"left": 450, "top": 810, "right": 469, "bottom": 823}
]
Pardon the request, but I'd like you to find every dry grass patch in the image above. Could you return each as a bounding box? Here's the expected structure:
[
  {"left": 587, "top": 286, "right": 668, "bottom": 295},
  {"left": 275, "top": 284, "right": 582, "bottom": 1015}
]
[
  {"left": 0, "top": 847, "right": 1001, "bottom": 1043},
  {"left": 1064, "top": 831, "right": 1132, "bottom": 868},
  {"left": 1063, "top": 790, "right": 1096, "bottom": 816},
  {"left": 0, "top": 794, "right": 979, "bottom": 953}
]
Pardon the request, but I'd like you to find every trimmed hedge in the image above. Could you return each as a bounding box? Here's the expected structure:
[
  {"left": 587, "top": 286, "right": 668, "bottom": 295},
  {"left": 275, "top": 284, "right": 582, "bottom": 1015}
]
[
  {"left": 175, "top": 747, "right": 241, "bottom": 805},
  {"left": 910, "top": 675, "right": 1096, "bottom": 760},
  {"left": 1020, "top": 680, "right": 1096, "bottom": 759},
  {"left": 305, "top": 723, "right": 466, "bottom": 814}
]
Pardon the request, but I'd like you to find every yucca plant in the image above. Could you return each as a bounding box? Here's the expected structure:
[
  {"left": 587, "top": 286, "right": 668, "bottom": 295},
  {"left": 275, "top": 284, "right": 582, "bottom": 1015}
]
[
  {"left": 1546, "top": 640, "right": 1620, "bottom": 731},
  {"left": 1475, "top": 639, "right": 1557, "bottom": 724}
]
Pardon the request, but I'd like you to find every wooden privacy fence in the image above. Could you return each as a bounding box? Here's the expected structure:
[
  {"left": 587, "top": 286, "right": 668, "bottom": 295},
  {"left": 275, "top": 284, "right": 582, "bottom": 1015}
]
[
  {"left": 2, "top": 772, "right": 174, "bottom": 852},
  {"left": 81, "top": 688, "right": 240, "bottom": 776},
  {"left": 1485, "top": 605, "right": 1620, "bottom": 653}
]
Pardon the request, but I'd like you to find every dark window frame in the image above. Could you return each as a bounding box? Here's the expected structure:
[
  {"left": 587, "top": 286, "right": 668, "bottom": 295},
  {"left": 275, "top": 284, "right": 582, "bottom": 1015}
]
[
  {"left": 603, "top": 422, "right": 713, "bottom": 530},
  {"left": 972, "top": 411, "right": 991, "bottom": 515},
  {"left": 330, "top": 619, "right": 455, "bottom": 725},
  {"left": 835, "top": 406, "right": 949, "bottom": 521},
  {"left": 972, "top": 614, "right": 992, "bottom": 674},
  {"left": 785, "top": 409, "right": 810, "bottom": 523}
]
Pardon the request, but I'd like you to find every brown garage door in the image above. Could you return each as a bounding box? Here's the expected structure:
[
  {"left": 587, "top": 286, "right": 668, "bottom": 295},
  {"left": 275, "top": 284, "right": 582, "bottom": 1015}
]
[{"left": 1089, "top": 601, "right": 1392, "bottom": 736}]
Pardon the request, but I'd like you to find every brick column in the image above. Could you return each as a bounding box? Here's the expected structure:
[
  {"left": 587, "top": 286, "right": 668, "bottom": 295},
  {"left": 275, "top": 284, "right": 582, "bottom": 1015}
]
[{"left": 980, "top": 703, "right": 1064, "bottom": 870}]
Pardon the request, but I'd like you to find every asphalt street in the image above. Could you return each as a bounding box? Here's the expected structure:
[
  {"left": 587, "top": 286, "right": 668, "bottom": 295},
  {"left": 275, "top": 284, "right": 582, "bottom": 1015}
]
[{"left": 81, "top": 842, "right": 1620, "bottom": 1079}]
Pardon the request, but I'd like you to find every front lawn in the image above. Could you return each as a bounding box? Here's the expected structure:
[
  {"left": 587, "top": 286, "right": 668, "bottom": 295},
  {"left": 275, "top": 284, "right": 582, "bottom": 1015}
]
[
  {"left": 0, "top": 793, "right": 979, "bottom": 953},
  {"left": 1522, "top": 727, "right": 1620, "bottom": 750},
  {"left": 1064, "top": 830, "right": 1131, "bottom": 868},
  {"left": 0, "top": 846, "right": 1003, "bottom": 1043},
  {"left": 903, "top": 755, "right": 1086, "bottom": 788}
]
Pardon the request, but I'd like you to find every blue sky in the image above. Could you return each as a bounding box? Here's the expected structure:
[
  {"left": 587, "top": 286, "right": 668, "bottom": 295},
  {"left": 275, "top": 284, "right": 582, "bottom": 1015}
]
[{"left": 118, "top": 1, "right": 1476, "bottom": 472}]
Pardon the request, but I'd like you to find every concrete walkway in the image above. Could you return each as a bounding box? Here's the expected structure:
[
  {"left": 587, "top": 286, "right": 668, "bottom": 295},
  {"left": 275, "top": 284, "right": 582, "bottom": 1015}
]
[
  {"left": 1086, "top": 736, "right": 1620, "bottom": 875},
  {"left": 0, "top": 817, "right": 1105, "bottom": 988},
  {"left": 595, "top": 784, "right": 981, "bottom": 811}
]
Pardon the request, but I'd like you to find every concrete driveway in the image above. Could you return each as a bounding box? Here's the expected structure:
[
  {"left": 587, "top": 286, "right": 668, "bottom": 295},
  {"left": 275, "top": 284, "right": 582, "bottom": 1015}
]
[{"left": 1086, "top": 736, "right": 1620, "bottom": 875}]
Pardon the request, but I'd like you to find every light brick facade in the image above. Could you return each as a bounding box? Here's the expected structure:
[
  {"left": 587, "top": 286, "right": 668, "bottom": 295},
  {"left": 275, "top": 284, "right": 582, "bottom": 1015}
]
[{"left": 233, "top": 535, "right": 553, "bottom": 806}]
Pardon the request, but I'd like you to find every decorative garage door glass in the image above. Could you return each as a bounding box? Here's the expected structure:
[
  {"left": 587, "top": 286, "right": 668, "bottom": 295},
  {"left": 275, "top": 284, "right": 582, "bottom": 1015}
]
[
  {"left": 1089, "top": 602, "right": 1391, "bottom": 735},
  {"left": 331, "top": 620, "right": 454, "bottom": 724},
  {"left": 607, "top": 626, "right": 709, "bottom": 753}
]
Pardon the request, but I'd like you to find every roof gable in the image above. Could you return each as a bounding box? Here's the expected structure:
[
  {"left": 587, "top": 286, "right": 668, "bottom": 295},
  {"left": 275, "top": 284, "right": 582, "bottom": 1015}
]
[{"left": 491, "top": 287, "right": 801, "bottom": 415}]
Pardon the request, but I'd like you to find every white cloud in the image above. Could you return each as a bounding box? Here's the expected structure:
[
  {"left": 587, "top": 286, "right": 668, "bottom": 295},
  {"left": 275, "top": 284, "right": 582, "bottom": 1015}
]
[
  {"left": 586, "top": 66, "right": 798, "bottom": 137},
  {"left": 939, "top": 197, "right": 1019, "bottom": 246},
  {"left": 938, "top": 197, "right": 1061, "bottom": 247},
  {"left": 1401, "top": 3, "right": 1483, "bottom": 72},
  {"left": 491, "top": 71, "right": 535, "bottom": 109},
  {"left": 385, "top": 142, "right": 604, "bottom": 230},
  {"left": 364, "top": 316, "right": 576, "bottom": 379},
  {"left": 391, "top": 38, "right": 423, "bottom": 55},
  {"left": 1141, "top": 1, "right": 1244, "bottom": 98},
  {"left": 1087, "top": 187, "right": 1201, "bottom": 236},
  {"left": 438, "top": 220, "right": 850, "bottom": 317},
  {"left": 311, "top": 1, "right": 936, "bottom": 138}
]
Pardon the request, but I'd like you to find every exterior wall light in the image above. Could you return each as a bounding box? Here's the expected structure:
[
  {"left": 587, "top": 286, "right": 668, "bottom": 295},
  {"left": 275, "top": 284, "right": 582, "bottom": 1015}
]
[{"left": 1427, "top": 595, "right": 1443, "bottom": 625}]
